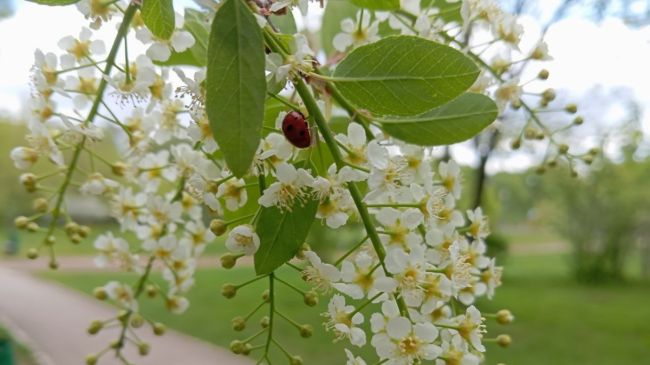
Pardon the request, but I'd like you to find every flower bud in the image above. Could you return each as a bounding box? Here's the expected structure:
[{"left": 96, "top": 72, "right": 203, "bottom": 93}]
[
  {"left": 78, "top": 225, "right": 91, "bottom": 238},
  {"left": 231, "top": 316, "right": 246, "bottom": 331},
  {"left": 138, "top": 342, "right": 150, "bottom": 356},
  {"left": 558, "top": 144, "right": 569, "bottom": 154},
  {"left": 93, "top": 287, "right": 108, "bottom": 300},
  {"left": 85, "top": 354, "right": 98, "bottom": 365},
  {"left": 290, "top": 356, "right": 304, "bottom": 365},
  {"left": 565, "top": 103, "right": 578, "bottom": 114},
  {"left": 65, "top": 222, "right": 79, "bottom": 236},
  {"left": 146, "top": 284, "right": 158, "bottom": 298},
  {"left": 537, "top": 69, "right": 549, "bottom": 80},
  {"left": 153, "top": 322, "right": 166, "bottom": 336},
  {"left": 583, "top": 155, "right": 594, "bottom": 165},
  {"left": 117, "top": 310, "right": 130, "bottom": 323},
  {"left": 261, "top": 289, "right": 270, "bottom": 302},
  {"left": 496, "top": 309, "right": 514, "bottom": 325},
  {"left": 27, "top": 222, "right": 39, "bottom": 232},
  {"left": 535, "top": 166, "right": 546, "bottom": 175},
  {"left": 241, "top": 343, "right": 253, "bottom": 355},
  {"left": 26, "top": 248, "right": 39, "bottom": 260},
  {"left": 87, "top": 320, "right": 103, "bottom": 335},
  {"left": 49, "top": 260, "right": 58, "bottom": 270},
  {"left": 33, "top": 198, "right": 49, "bottom": 213},
  {"left": 497, "top": 334, "right": 512, "bottom": 347},
  {"left": 70, "top": 233, "right": 82, "bottom": 245},
  {"left": 573, "top": 116, "right": 584, "bottom": 125},
  {"left": 229, "top": 340, "right": 245, "bottom": 354},
  {"left": 510, "top": 138, "right": 521, "bottom": 150},
  {"left": 44, "top": 240, "right": 56, "bottom": 252},
  {"left": 20, "top": 173, "right": 37, "bottom": 193},
  {"left": 299, "top": 324, "right": 313, "bottom": 338},
  {"left": 131, "top": 314, "right": 145, "bottom": 328},
  {"left": 260, "top": 316, "right": 270, "bottom": 328},
  {"left": 222, "top": 284, "right": 237, "bottom": 299},
  {"left": 220, "top": 254, "right": 238, "bottom": 269},
  {"left": 542, "top": 88, "right": 556, "bottom": 102},
  {"left": 210, "top": 219, "right": 228, "bottom": 236},
  {"left": 303, "top": 291, "right": 318, "bottom": 307},
  {"left": 111, "top": 162, "right": 127, "bottom": 176},
  {"left": 14, "top": 216, "right": 29, "bottom": 229}
]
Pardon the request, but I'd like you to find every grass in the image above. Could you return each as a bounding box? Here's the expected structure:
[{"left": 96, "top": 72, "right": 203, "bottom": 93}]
[
  {"left": 0, "top": 325, "right": 37, "bottom": 365},
  {"left": 41, "top": 253, "right": 650, "bottom": 365}
]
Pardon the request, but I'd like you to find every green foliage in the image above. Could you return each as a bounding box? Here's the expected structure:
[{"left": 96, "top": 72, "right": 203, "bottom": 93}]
[
  {"left": 351, "top": 0, "right": 399, "bottom": 10},
  {"left": 206, "top": 0, "right": 266, "bottom": 178},
  {"left": 321, "top": 1, "right": 359, "bottom": 56},
  {"left": 378, "top": 93, "right": 497, "bottom": 146},
  {"left": 140, "top": 0, "right": 175, "bottom": 40},
  {"left": 421, "top": 0, "right": 462, "bottom": 22},
  {"left": 269, "top": 13, "right": 297, "bottom": 34},
  {"left": 254, "top": 198, "right": 319, "bottom": 275},
  {"left": 332, "top": 36, "right": 479, "bottom": 116},
  {"left": 26, "top": 0, "right": 79, "bottom": 5},
  {"left": 183, "top": 9, "right": 210, "bottom": 66}
]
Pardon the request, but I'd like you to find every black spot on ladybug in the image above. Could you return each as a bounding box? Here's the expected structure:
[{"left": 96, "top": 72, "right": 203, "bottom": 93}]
[{"left": 282, "top": 111, "right": 312, "bottom": 149}]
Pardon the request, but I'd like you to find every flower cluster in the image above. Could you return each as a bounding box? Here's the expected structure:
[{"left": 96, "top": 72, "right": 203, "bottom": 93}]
[{"left": 8, "top": 0, "right": 532, "bottom": 364}]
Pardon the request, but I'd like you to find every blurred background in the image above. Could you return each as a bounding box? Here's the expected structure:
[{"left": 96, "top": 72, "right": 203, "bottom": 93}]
[{"left": 1, "top": 0, "right": 650, "bottom": 364}]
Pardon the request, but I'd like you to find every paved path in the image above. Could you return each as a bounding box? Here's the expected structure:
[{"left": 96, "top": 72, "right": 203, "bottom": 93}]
[{"left": 0, "top": 265, "right": 251, "bottom": 365}]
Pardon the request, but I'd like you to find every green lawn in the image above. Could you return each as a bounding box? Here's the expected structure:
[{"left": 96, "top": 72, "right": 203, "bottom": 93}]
[
  {"left": 0, "top": 325, "right": 37, "bottom": 365},
  {"left": 41, "top": 253, "right": 650, "bottom": 365}
]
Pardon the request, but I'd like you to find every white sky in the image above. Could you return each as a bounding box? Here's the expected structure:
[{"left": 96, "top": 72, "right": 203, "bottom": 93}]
[{"left": 1, "top": 1, "right": 649, "bottom": 171}]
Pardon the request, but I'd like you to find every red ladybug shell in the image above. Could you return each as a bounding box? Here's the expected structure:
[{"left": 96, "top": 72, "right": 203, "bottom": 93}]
[{"left": 282, "top": 111, "right": 312, "bottom": 149}]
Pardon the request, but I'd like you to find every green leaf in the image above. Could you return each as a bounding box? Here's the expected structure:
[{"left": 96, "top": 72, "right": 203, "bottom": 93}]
[
  {"left": 333, "top": 36, "right": 479, "bottom": 116},
  {"left": 379, "top": 93, "right": 498, "bottom": 146},
  {"left": 254, "top": 195, "right": 319, "bottom": 275},
  {"left": 27, "top": 0, "right": 79, "bottom": 5},
  {"left": 206, "top": 0, "right": 266, "bottom": 178},
  {"left": 352, "top": 0, "right": 399, "bottom": 10},
  {"left": 421, "top": 0, "right": 462, "bottom": 23},
  {"left": 155, "top": 48, "right": 202, "bottom": 67},
  {"left": 321, "top": 1, "right": 359, "bottom": 56},
  {"left": 141, "top": 0, "right": 175, "bottom": 40},
  {"left": 269, "top": 13, "right": 298, "bottom": 34},
  {"left": 184, "top": 9, "right": 210, "bottom": 65}
]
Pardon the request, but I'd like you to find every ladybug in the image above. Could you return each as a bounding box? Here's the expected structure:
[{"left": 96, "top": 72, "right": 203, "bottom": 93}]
[{"left": 282, "top": 111, "right": 312, "bottom": 149}]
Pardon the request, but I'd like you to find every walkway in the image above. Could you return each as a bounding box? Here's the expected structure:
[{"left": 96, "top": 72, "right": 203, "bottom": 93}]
[{"left": 0, "top": 265, "right": 251, "bottom": 365}]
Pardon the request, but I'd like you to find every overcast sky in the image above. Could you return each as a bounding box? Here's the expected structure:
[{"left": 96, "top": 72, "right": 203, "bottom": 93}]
[{"left": 1, "top": 1, "right": 649, "bottom": 171}]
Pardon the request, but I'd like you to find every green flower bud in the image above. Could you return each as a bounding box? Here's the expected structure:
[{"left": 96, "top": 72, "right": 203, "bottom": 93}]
[
  {"left": 303, "top": 291, "right": 318, "bottom": 307},
  {"left": 131, "top": 314, "right": 145, "bottom": 328},
  {"left": 93, "top": 287, "right": 107, "bottom": 300},
  {"left": 26, "top": 248, "right": 38, "bottom": 260},
  {"left": 87, "top": 320, "right": 103, "bottom": 335},
  {"left": 222, "top": 284, "right": 237, "bottom": 299},
  {"left": 138, "top": 342, "right": 150, "bottom": 356},
  {"left": 85, "top": 354, "right": 98, "bottom": 365},
  {"left": 229, "top": 340, "right": 245, "bottom": 354},
  {"left": 260, "top": 316, "right": 270, "bottom": 328},
  {"left": 565, "top": 103, "right": 578, "bottom": 114},
  {"left": 573, "top": 116, "right": 584, "bottom": 125},
  {"left": 496, "top": 309, "right": 514, "bottom": 325},
  {"left": 497, "top": 334, "right": 512, "bottom": 348},
  {"left": 33, "top": 198, "right": 49, "bottom": 213},
  {"left": 210, "top": 219, "right": 228, "bottom": 236},
  {"left": 146, "top": 284, "right": 158, "bottom": 298},
  {"left": 231, "top": 316, "right": 246, "bottom": 332},
  {"left": 153, "top": 322, "right": 166, "bottom": 336},
  {"left": 14, "top": 216, "right": 29, "bottom": 229},
  {"left": 220, "top": 254, "right": 238, "bottom": 269},
  {"left": 299, "top": 324, "right": 313, "bottom": 338},
  {"left": 290, "top": 355, "right": 304, "bottom": 365},
  {"left": 537, "top": 69, "right": 549, "bottom": 80}
]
